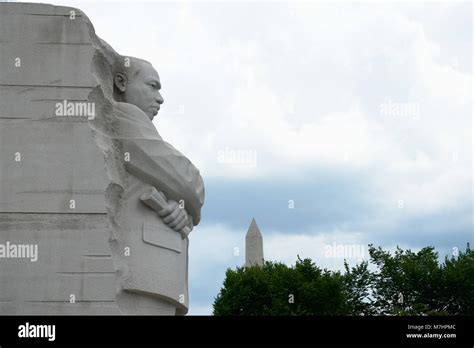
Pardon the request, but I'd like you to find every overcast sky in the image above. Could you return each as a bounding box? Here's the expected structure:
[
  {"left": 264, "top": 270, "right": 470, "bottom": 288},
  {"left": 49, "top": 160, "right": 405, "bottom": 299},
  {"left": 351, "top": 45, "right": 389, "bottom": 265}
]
[{"left": 26, "top": 0, "right": 473, "bottom": 314}]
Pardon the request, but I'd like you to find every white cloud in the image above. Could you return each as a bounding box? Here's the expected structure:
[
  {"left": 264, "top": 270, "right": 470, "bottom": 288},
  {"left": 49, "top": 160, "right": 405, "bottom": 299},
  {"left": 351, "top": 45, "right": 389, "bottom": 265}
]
[{"left": 264, "top": 229, "right": 370, "bottom": 270}]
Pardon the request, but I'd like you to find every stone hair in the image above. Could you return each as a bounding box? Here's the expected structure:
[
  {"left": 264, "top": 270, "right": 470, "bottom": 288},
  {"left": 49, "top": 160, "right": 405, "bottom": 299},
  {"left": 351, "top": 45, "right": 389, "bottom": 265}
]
[{"left": 113, "top": 55, "right": 152, "bottom": 80}]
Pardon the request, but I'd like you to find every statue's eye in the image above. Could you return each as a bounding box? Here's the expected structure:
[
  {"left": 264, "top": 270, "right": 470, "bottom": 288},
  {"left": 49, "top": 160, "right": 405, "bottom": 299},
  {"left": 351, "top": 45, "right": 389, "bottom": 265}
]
[{"left": 149, "top": 83, "right": 157, "bottom": 89}]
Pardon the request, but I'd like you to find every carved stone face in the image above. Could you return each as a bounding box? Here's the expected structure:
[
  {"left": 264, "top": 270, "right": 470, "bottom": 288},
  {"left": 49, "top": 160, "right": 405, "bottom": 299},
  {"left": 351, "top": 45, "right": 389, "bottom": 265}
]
[{"left": 122, "top": 60, "right": 164, "bottom": 120}]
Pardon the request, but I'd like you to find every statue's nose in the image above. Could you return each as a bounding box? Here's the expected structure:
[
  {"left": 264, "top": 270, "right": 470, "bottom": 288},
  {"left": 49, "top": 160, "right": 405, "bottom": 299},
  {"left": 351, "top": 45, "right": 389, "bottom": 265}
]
[{"left": 156, "top": 92, "right": 164, "bottom": 105}]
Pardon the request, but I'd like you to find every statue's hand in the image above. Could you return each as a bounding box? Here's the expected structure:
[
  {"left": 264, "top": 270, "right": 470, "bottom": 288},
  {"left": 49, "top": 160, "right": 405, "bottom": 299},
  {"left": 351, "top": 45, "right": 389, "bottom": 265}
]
[{"left": 157, "top": 200, "right": 189, "bottom": 233}]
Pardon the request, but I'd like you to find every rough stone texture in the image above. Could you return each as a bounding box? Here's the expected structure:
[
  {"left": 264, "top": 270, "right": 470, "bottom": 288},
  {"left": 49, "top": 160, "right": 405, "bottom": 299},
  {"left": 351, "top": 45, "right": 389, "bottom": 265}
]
[
  {"left": 0, "top": 213, "right": 119, "bottom": 315},
  {"left": 245, "top": 218, "right": 264, "bottom": 267},
  {"left": 0, "top": 3, "right": 113, "bottom": 314},
  {"left": 0, "top": 3, "right": 107, "bottom": 213},
  {"left": 0, "top": 2, "right": 204, "bottom": 315}
]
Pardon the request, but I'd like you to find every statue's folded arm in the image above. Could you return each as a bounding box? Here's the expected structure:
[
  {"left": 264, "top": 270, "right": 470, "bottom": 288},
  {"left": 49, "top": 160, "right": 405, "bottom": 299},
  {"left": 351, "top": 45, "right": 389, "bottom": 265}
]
[{"left": 122, "top": 139, "right": 205, "bottom": 226}]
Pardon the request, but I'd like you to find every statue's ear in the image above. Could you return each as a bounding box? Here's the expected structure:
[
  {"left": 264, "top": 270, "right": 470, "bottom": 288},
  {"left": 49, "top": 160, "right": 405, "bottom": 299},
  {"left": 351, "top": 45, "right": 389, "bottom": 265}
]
[{"left": 114, "top": 72, "right": 127, "bottom": 93}]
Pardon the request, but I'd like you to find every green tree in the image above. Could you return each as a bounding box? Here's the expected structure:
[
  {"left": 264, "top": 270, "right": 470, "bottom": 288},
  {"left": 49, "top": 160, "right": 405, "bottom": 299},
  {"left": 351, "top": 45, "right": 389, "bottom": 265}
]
[
  {"left": 343, "top": 260, "right": 375, "bottom": 315},
  {"left": 213, "top": 257, "right": 350, "bottom": 315},
  {"left": 368, "top": 244, "right": 444, "bottom": 315},
  {"left": 213, "top": 244, "right": 473, "bottom": 316},
  {"left": 441, "top": 243, "right": 474, "bottom": 315}
]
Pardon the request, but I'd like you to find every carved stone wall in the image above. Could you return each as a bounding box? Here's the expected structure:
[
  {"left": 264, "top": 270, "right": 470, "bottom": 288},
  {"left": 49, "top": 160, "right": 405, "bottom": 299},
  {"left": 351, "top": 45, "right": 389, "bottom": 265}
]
[{"left": 0, "top": 3, "right": 117, "bottom": 314}]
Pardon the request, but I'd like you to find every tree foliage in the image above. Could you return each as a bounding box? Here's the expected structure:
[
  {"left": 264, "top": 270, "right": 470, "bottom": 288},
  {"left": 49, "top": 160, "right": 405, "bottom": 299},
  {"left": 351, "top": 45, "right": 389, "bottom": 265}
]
[
  {"left": 213, "top": 257, "right": 349, "bottom": 315},
  {"left": 213, "top": 244, "right": 473, "bottom": 316}
]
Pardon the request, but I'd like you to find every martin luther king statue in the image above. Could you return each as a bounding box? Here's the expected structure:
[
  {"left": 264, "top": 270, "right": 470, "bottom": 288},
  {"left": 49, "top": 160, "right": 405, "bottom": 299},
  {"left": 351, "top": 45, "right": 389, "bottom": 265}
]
[{"left": 98, "top": 55, "right": 205, "bottom": 315}]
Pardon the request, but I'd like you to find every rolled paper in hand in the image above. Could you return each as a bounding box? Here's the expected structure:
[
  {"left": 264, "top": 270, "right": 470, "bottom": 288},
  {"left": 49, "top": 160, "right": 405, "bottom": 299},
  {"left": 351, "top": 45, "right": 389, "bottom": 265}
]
[{"left": 139, "top": 187, "right": 191, "bottom": 238}]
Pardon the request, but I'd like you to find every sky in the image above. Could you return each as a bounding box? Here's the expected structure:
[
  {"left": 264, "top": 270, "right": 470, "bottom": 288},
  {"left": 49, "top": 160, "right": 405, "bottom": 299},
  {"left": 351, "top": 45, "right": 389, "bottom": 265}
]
[{"left": 23, "top": 0, "right": 473, "bottom": 314}]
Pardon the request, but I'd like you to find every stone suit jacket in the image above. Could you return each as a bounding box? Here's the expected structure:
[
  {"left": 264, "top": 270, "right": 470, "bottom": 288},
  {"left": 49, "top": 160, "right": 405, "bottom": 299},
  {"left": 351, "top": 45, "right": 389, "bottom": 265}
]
[{"left": 110, "top": 102, "right": 204, "bottom": 314}]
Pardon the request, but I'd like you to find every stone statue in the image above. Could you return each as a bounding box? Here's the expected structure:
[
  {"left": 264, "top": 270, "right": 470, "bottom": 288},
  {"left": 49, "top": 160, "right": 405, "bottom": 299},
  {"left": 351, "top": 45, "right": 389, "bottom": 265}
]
[{"left": 99, "top": 56, "right": 205, "bottom": 315}]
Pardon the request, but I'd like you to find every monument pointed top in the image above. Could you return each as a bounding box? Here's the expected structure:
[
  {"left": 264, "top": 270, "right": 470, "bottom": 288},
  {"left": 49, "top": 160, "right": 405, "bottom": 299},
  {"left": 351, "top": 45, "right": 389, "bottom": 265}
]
[
  {"left": 245, "top": 217, "right": 263, "bottom": 267},
  {"left": 247, "top": 217, "right": 262, "bottom": 237}
]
